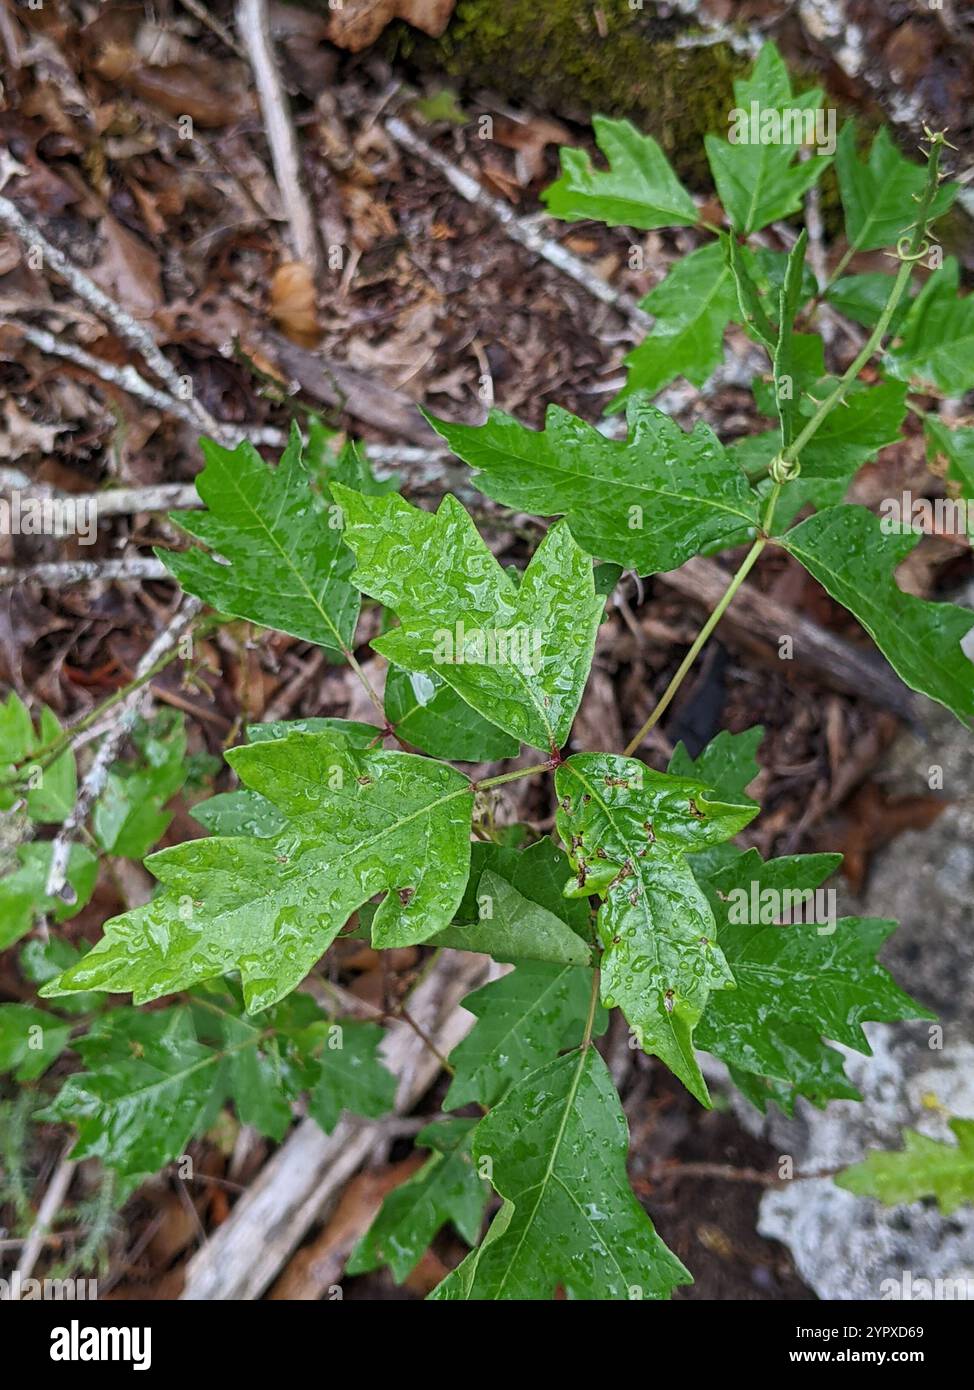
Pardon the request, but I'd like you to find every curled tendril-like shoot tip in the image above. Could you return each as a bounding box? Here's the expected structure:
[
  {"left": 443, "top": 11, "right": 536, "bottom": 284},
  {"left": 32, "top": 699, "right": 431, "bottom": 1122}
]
[
  {"left": 770, "top": 453, "right": 801, "bottom": 485},
  {"left": 895, "top": 235, "right": 932, "bottom": 264}
]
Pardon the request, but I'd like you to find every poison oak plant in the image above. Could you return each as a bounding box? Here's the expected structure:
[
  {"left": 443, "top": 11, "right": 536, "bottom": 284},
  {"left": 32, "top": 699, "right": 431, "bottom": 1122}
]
[{"left": 4, "top": 41, "right": 974, "bottom": 1295}]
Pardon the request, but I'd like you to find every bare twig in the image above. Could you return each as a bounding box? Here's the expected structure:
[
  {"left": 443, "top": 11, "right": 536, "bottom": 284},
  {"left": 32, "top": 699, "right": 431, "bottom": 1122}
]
[
  {"left": 44, "top": 595, "right": 203, "bottom": 899},
  {"left": 0, "top": 557, "right": 170, "bottom": 588},
  {"left": 237, "top": 0, "right": 321, "bottom": 279},
  {"left": 11, "top": 1149, "right": 77, "bottom": 1296},
  {"left": 0, "top": 193, "right": 222, "bottom": 436},
  {"left": 384, "top": 117, "right": 650, "bottom": 327}
]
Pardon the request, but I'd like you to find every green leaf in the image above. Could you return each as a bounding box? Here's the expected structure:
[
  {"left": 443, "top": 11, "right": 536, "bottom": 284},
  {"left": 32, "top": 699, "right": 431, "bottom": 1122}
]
[
  {"left": 0, "top": 843, "right": 98, "bottom": 950},
  {"left": 190, "top": 789, "right": 287, "bottom": 838},
  {"left": 42, "top": 733, "right": 473, "bottom": 1012},
  {"left": 19, "top": 938, "right": 102, "bottom": 1016},
  {"left": 704, "top": 42, "right": 831, "bottom": 234},
  {"left": 304, "top": 1019, "right": 397, "bottom": 1134},
  {"left": 752, "top": 380, "right": 907, "bottom": 510},
  {"left": 925, "top": 416, "right": 974, "bottom": 536},
  {"left": 835, "top": 123, "right": 956, "bottom": 257},
  {"left": 555, "top": 755, "right": 758, "bottom": 1104},
  {"left": 885, "top": 258, "right": 974, "bottom": 397},
  {"left": 780, "top": 504, "right": 974, "bottom": 719},
  {"left": 0, "top": 1003, "right": 71, "bottom": 1081},
  {"left": 452, "top": 837, "right": 592, "bottom": 940},
  {"left": 448, "top": 1049, "right": 691, "bottom": 1300},
  {"left": 610, "top": 241, "right": 737, "bottom": 411},
  {"left": 694, "top": 848, "right": 933, "bottom": 1094},
  {"left": 444, "top": 958, "right": 598, "bottom": 1108},
  {"left": 39, "top": 1007, "right": 218, "bottom": 1186},
  {"left": 772, "top": 230, "right": 809, "bottom": 448},
  {"left": 542, "top": 115, "right": 697, "bottom": 229},
  {"left": 247, "top": 716, "right": 379, "bottom": 746},
  {"left": 384, "top": 665, "right": 518, "bottom": 761},
  {"left": 26, "top": 707, "right": 76, "bottom": 823},
  {"left": 836, "top": 1119, "right": 974, "bottom": 1215},
  {"left": 349, "top": 1119, "right": 488, "bottom": 1283},
  {"left": 725, "top": 235, "right": 777, "bottom": 350},
  {"left": 434, "top": 869, "right": 591, "bottom": 966},
  {"left": 305, "top": 417, "right": 400, "bottom": 496},
  {"left": 0, "top": 694, "right": 76, "bottom": 821},
  {"left": 429, "top": 398, "right": 761, "bottom": 578},
  {"left": 825, "top": 273, "right": 913, "bottom": 333},
  {"left": 161, "top": 424, "right": 360, "bottom": 656},
  {"left": 668, "top": 727, "right": 762, "bottom": 803},
  {"left": 334, "top": 486, "right": 603, "bottom": 753},
  {"left": 93, "top": 711, "right": 187, "bottom": 858},
  {"left": 726, "top": 1032, "right": 861, "bottom": 1117}
]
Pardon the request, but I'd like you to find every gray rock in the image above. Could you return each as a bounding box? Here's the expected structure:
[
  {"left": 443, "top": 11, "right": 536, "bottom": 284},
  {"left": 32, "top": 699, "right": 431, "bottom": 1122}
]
[{"left": 746, "top": 704, "right": 974, "bottom": 1299}]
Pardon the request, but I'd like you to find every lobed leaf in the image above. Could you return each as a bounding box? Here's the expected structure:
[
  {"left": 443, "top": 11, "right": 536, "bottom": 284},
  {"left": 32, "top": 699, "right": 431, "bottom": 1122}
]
[
  {"left": 42, "top": 732, "right": 473, "bottom": 1012},
  {"left": 555, "top": 755, "right": 758, "bottom": 1104},
  {"left": 430, "top": 397, "right": 761, "bottom": 578},
  {"left": 542, "top": 115, "right": 698, "bottom": 229},
  {"left": 334, "top": 486, "right": 603, "bottom": 753}
]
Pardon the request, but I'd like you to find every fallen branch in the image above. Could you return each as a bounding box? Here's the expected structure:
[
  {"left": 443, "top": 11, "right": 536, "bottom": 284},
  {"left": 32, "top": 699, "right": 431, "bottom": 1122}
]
[
  {"left": 180, "top": 950, "right": 490, "bottom": 1301},
  {"left": 384, "top": 117, "right": 650, "bottom": 328},
  {"left": 44, "top": 595, "right": 202, "bottom": 900},
  {"left": 237, "top": 0, "right": 322, "bottom": 279}
]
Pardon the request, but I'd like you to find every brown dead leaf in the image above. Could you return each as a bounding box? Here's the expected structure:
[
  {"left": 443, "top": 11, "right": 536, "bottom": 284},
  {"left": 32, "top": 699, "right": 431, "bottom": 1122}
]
[
  {"left": 126, "top": 63, "right": 254, "bottom": 128},
  {"left": 269, "top": 1156, "right": 425, "bottom": 1299},
  {"left": 492, "top": 112, "right": 571, "bottom": 185},
  {"left": 324, "top": 0, "right": 455, "bottom": 53},
  {"left": 89, "top": 214, "right": 163, "bottom": 317},
  {"left": 837, "top": 781, "right": 948, "bottom": 894},
  {"left": 269, "top": 260, "right": 321, "bottom": 346}
]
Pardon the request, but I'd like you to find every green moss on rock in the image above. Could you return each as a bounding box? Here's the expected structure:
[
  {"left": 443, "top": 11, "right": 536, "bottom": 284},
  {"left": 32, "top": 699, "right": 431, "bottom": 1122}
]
[{"left": 397, "top": 0, "right": 746, "bottom": 187}]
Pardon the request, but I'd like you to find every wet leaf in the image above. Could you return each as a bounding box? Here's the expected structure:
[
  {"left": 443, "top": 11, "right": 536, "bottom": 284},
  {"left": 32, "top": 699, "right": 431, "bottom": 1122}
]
[
  {"left": 555, "top": 755, "right": 757, "bottom": 1104},
  {"left": 435, "top": 1049, "right": 691, "bottom": 1300},
  {"left": 162, "top": 424, "right": 360, "bottom": 657},
  {"left": 334, "top": 486, "right": 603, "bottom": 753},
  {"left": 42, "top": 732, "right": 473, "bottom": 1012},
  {"left": 444, "top": 956, "right": 599, "bottom": 1108},
  {"left": 430, "top": 398, "right": 760, "bottom": 578},
  {"left": 780, "top": 504, "right": 974, "bottom": 719},
  {"left": 349, "top": 1119, "right": 488, "bottom": 1282}
]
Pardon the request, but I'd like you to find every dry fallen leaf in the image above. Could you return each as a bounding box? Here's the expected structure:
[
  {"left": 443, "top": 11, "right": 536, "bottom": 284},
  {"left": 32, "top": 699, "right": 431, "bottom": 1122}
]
[
  {"left": 324, "top": 0, "right": 456, "bottom": 54},
  {"left": 269, "top": 260, "right": 321, "bottom": 346}
]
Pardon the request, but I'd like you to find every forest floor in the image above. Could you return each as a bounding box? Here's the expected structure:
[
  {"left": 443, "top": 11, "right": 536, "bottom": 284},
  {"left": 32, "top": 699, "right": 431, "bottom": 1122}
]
[{"left": 1, "top": 0, "right": 972, "bottom": 1299}]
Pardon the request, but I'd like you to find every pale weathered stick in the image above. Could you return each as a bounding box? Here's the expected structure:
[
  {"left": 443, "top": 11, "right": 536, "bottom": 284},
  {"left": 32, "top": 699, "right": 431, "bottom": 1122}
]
[
  {"left": 237, "top": 0, "right": 321, "bottom": 279},
  {"left": 180, "top": 950, "right": 489, "bottom": 1301},
  {"left": 44, "top": 595, "right": 203, "bottom": 899},
  {"left": 0, "top": 193, "right": 222, "bottom": 437},
  {"left": 384, "top": 117, "right": 650, "bottom": 327},
  {"left": 11, "top": 1150, "right": 77, "bottom": 1296},
  {"left": 0, "top": 557, "right": 170, "bottom": 588}
]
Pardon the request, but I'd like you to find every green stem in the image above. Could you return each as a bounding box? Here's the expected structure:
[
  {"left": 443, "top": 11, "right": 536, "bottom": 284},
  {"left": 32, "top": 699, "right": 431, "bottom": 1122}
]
[
  {"left": 623, "top": 536, "right": 766, "bottom": 757},
  {"left": 580, "top": 965, "right": 601, "bottom": 1050},
  {"left": 474, "top": 761, "right": 554, "bottom": 792},
  {"left": 780, "top": 135, "right": 945, "bottom": 468}
]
